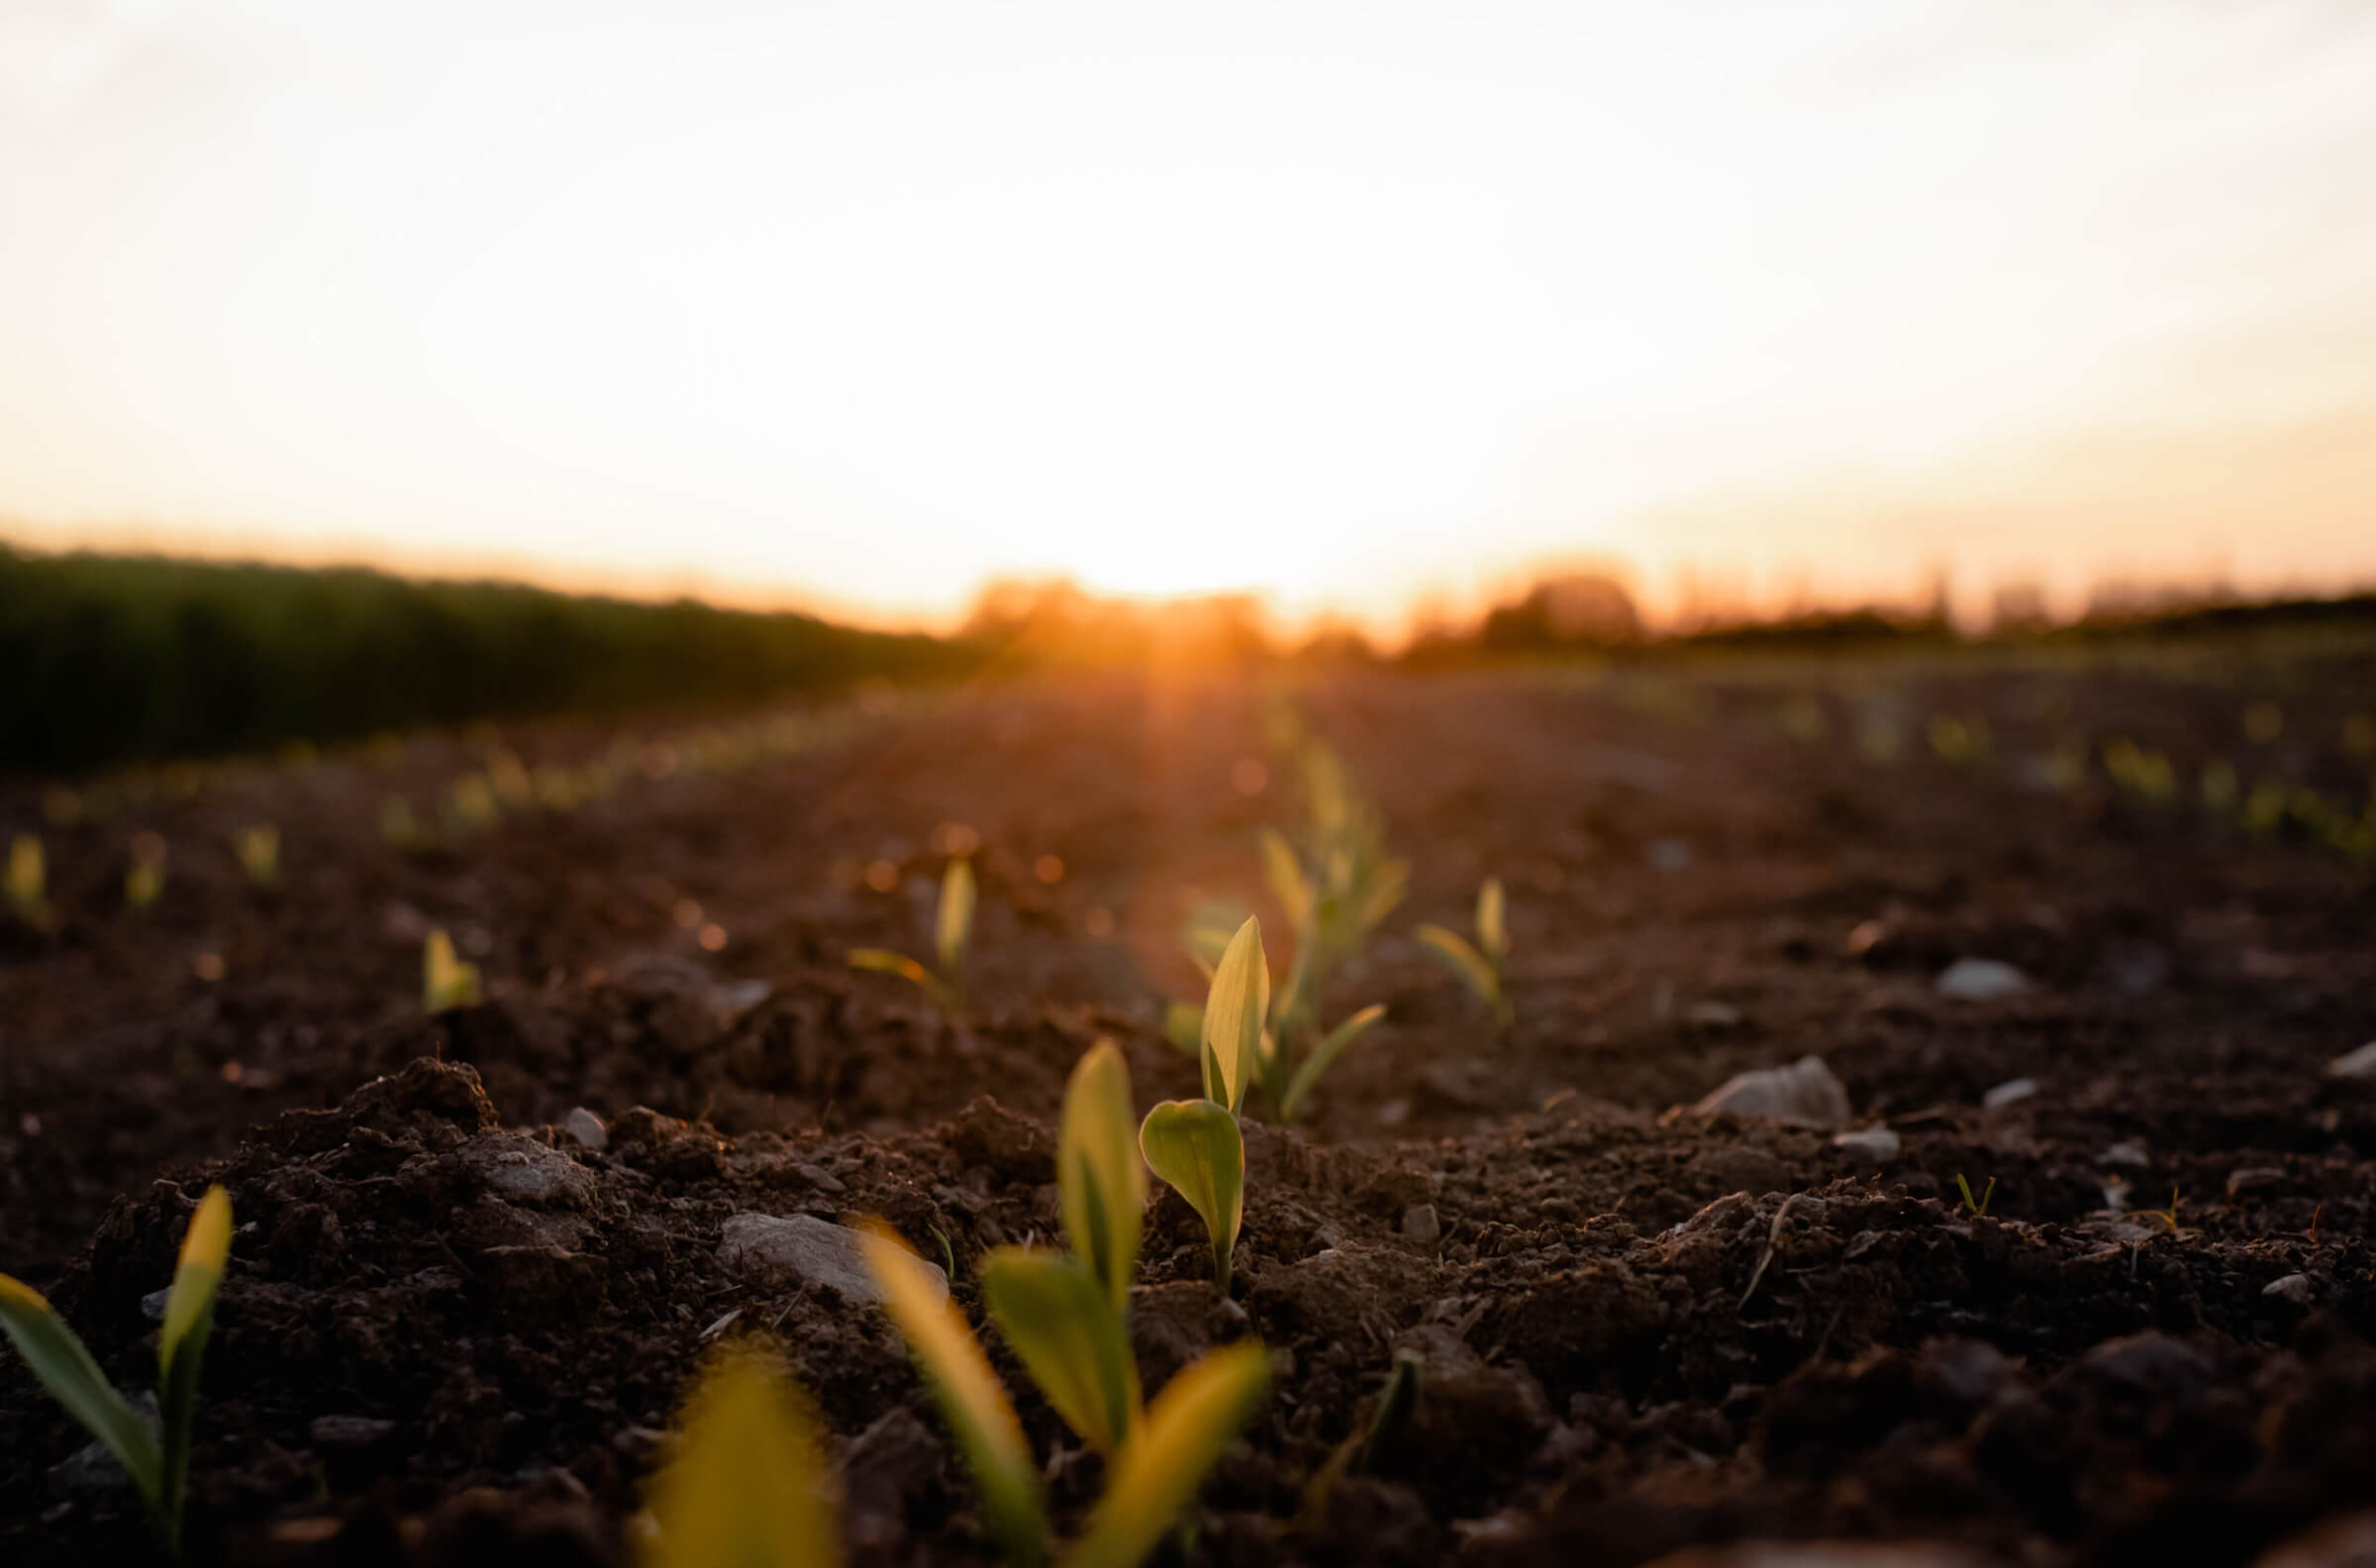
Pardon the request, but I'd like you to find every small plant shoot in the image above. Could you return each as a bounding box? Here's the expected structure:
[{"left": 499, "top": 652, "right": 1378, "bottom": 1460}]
[
  {"left": 125, "top": 831, "right": 169, "bottom": 914},
  {"left": 7, "top": 832, "right": 50, "bottom": 931},
  {"left": 1201, "top": 916, "right": 1268, "bottom": 1114},
  {"left": 1065, "top": 1342, "right": 1271, "bottom": 1568},
  {"left": 423, "top": 928, "right": 482, "bottom": 1013},
  {"left": 1954, "top": 1173, "right": 1996, "bottom": 1219},
  {"left": 1058, "top": 1040, "right": 1144, "bottom": 1312},
  {"left": 848, "top": 855, "right": 973, "bottom": 1013},
  {"left": 1138, "top": 1099, "right": 1245, "bottom": 1294},
  {"left": 1416, "top": 876, "right": 1510, "bottom": 1028},
  {"left": 979, "top": 1248, "right": 1140, "bottom": 1456},
  {"left": 0, "top": 1184, "right": 232, "bottom": 1554},
  {"left": 643, "top": 1342, "right": 842, "bottom": 1568},
  {"left": 232, "top": 823, "right": 280, "bottom": 889}
]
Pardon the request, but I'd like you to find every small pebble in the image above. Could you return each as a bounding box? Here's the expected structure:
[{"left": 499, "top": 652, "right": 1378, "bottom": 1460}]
[
  {"left": 2227, "top": 1167, "right": 2286, "bottom": 1197},
  {"left": 1402, "top": 1203, "right": 1441, "bottom": 1243},
  {"left": 1936, "top": 958, "right": 2032, "bottom": 1002},
  {"left": 2097, "top": 1140, "right": 2151, "bottom": 1169},
  {"left": 1832, "top": 1127, "right": 1902, "bottom": 1162},
  {"left": 1693, "top": 1055, "right": 1851, "bottom": 1128},
  {"left": 2263, "top": 1273, "right": 2316, "bottom": 1305},
  {"left": 1982, "top": 1077, "right": 2037, "bottom": 1111},
  {"left": 560, "top": 1108, "right": 608, "bottom": 1151},
  {"left": 308, "top": 1415, "right": 397, "bottom": 1449},
  {"left": 2326, "top": 1041, "right": 2376, "bottom": 1080}
]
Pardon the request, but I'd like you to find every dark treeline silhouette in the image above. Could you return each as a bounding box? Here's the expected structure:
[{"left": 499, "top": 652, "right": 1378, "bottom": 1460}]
[{"left": 0, "top": 547, "right": 971, "bottom": 772}]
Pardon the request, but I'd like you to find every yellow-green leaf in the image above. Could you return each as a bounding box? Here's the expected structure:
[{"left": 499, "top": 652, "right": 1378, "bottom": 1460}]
[
  {"left": 1138, "top": 1100, "right": 1244, "bottom": 1292},
  {"left": 1200, "top": 918, "right": 1268, "bottom": 1114},
  {"left": 847, "top": 948, "right": 930, "bottom": 985},
  {"left": 1476, "top": 878, "right": 1506, "bottom": 965},
  {"left": 857, "top": 1223, "right": 1046, "bottom": 1564},
  {"left": 1066, "top": 1342, "right": 1271, "bottom": 1568},
  {"left": 1415, "top": 925, "right": 1498, "bottom": 1009},
  {"left": 1278, "top": 1005, "right": 1385, "bottom": 1123},
  {"left": 424, "top": 928, "right": 481, "bottom": 1013},
  {"left": 1257, "top": 831, "right": 1312, "bottom": 932},
  {"left": 980, "top": 1250, "right": 1140, "bottom": 1455},
  {"left": 644, "top": 1344, "right": 842, "bottom": 1568},
  {"left": 1059, "top": 1042, "right": 1143, "bottom": 1312},
  {"left": 937, "top": 857, "right": 975, "bottom": 980},
  {"left": 0, "top": 1275, "right": 161, "bottom": 1507},
  {"left": 160, "top": 1186, "right": 230, "bottom": 1384}
]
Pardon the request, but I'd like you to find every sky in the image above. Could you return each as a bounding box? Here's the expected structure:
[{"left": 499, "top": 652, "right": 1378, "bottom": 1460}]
[{"left": 3, "top": 0, "right": 2374, "bottom": 630}]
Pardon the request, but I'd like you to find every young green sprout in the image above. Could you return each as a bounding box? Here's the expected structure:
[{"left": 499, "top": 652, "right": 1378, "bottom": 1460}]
[
  {"left": 847, "top": 855, "right": 973, "bottom": 1013},
  {"left": 0, "top": 1185, "right": 232, "bottom": 1554},
  {"left": 1139, "top": 918, "right": 1259, "bottom": 1290},
  {"left": 1953, "top": 1173, "right": 1996, "bottom": 1219},
  {"left": 423, "top": 928, "right": 482, "bottom": 1013},
  {"left": 860, "top": 1219, "right": 1270, "bottom": 1568},
  {"left": 7, "top": 832, "right": 51, "bottom": 931},
  {"left": 643, "top": 1341, "right": 842, "bottom": 1568},
  {"left": 1416, "top": 876, "right": 1511, "bottom": 1029},
  {"left": 231, "top": 824, "right": 280, "bottom": 889},
  {"left": 125, "top": 831, "right": 168, "bottom": 914}
]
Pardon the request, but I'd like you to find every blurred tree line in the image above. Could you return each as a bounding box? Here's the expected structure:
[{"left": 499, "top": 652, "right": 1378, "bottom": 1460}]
[{"left": 0, "top": 547, "right": 970, "bottom": 771}]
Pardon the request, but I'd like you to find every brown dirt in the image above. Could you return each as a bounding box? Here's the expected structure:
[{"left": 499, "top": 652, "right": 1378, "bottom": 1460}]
[{"left": 3, "top": 651, "right": 2375, "bottom": 1566}]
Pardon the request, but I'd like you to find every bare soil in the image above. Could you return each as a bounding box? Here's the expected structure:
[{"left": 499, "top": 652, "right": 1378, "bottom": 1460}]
[{"left": 4, "top": 650, "right": 2375, "bottom": 1566}]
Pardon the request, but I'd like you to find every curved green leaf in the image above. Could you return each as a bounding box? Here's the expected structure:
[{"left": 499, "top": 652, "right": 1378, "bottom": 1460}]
[
  {"left": 1201, "top": 918, "right": 1268, "bottom": 1114},
  {"left": 857, "top": 1223, "right": 1045, "bottom": 1565},
  {"left": 1415, "top": 925, "right": 1498, "bottom": 1010},
  {"left": 1065, "top": 1342, "right": 1271, "bottom": 1568},
  {"left": 0, "top": 1275, "right": 161, "bottom": 1508},
  {"left": 1475, "top": 878, "right": 1506, "bottom": 966},
  {"left": 1138, "top": 1100, "right": 1243, "bottom": 1292},
  {"left": 1258, "top": 831, "right": 1312, "bottom": 932},
  {"left": 158, "top": 1185, "right": 231, "bottom": 1547},
  {"left": 937, "top": 857, "right": 975, "bottom": 981},
  {"left": 424, "top": 928, "right": 481, "bottom": 1013},
  {"left": 644, "top": 1343, "right": 842, "bottom": 1568},
  {"left": 1278, "top": 1005, "right": 1385, "bottom": 1123},
  {"left": 1059, "top": 1042, "right": 1143, "bottom": 1312},
  {"left": 981, "top": 1250, "right": 1140, "bottom": 1455}
]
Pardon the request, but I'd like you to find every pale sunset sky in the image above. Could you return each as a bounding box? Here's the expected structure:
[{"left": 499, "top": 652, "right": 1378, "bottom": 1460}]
[{"left": 3, "top": 1, "right": 2374, "bottom": 629}]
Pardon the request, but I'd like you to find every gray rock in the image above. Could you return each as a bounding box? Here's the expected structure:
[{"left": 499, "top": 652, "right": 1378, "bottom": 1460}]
[
  {"left": 140, "top": 1287, "right": 170, "bottom": 1323},
  {"left": 1401, "top": 1204, "right": 1440, "bottom": 1243},
  {"left": 1936, "top": 958, "right": 2032, "bottom": 1002},
  {"left": 2326, "top": 1041, "right": 2376, "bottom": 1080},
  {"left": 719, "top": 1213, "right": 942, "bottom": 1306},
  {"left": 1693, "top": 1055, "right": 1850, "bottom": 1128},
  {"left": 1982, "top": 1077, "right": 2038, "bottom": 1111},
  {"left": 1832, "top": 1127, "right": 1902, "bottom": 1162},
  {"left": 2263, "top": 1273, "right": 2316, "bottom": 1305},
  {"left": 309, "top": 1415, "right": 397, "bottom": 1449},
  {"left": 449, "top": 1133, "right": 597, "bottom": 1206},
  {"left": 2097, "top": 1140, "right": 2151, "bottom": 1169},
  {"left": 560, "top": 1108, "right": 608, "bottom": 1151}
]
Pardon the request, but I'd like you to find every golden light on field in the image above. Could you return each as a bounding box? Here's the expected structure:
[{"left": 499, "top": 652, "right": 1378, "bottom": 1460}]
[{"left": 4, "top": 3, "right": 2376, "bottom": 626}]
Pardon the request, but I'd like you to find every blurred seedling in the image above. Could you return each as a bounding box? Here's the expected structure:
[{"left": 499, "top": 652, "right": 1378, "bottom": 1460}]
[
  {"left": 2141, "top": 1186, "right": 2186, "bottom": 1236},
  {"left": 447, "top": 772, "right": 500, "bottom": 833},
  {"left": 423, "top": 928, "right": 482, "bottom": 1013},
  {"left": 847, "top": 855, "right": 973, "bottom": 1014},
  {"left": 0, "top": 1185, "right": 231, "bottom": 1554},
  {"left": 232, "top": 824, "right": 279, "bottom": 889},
  {"left": 1954, "top": 1173, "right": 1996, "bottom": 1219},
  {"left": 8, "top": 833, "right": 52, "bottom": 931},
  {"left": 1140, "top": 919, "right": 1259, "bottom": 1290},
  {"left": 642, "top": 1340, "right": 842, "bottom": 1568},
  {"left": 380, "top": 797, "right": 424, "bottom": 848},
  {"left": 1416, "top": 877, "right": 1511, "bottom": 1029},
  {"left": 1297, "top": 1347, "right": 1424, "bottom": 1534},
  {"left": 125, "top": 831, "right": 169, "bottom": 914},
  {"left": 861, "top": 1216, "right": 1269, "bottom": 1567}
]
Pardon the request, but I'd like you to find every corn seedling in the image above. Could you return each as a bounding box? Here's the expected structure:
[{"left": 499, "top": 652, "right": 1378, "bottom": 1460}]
[
  {"left": 423, "top": 928, "right": 481, "bottom": 1013},
  {"left": 232, "top": 824, "right": 279, "bottom": 889},
  {"left": 125, "top": 832, "right": 168, "bottom": 914},
  {"left": 860, "top": 1222, "right": 1269, "bottom": 1568},
  {"left": 1415, "top": 877, "right": 1511, "bottom": 1029},
  {"left": 1297, "top": 1347, "right": 1424, "bottom": 1533},
  {"left": 1138, "top": 920, "right": 1258, "bottom": 1290},
  {"left": 7, "top": 833, "right": 51, "bottom": 931},
  {"left": 847, "top": 856, "right": 972, "bottom": 1013},
  {"left": 1953, "top": 1173, "right": 1995, "bottom": 1219},
  {"left": 643, "top": 1341, "right": 841, "bottom": 1568},
  {"left": 0, "top": 1185, "right": 231, "bottom": 1554}
]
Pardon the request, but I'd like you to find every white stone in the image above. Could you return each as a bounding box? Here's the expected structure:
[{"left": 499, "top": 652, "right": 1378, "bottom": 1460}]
[
  {"left": 2326, "top": 1041, "right": 2376, "bottom": 1080},
  {"left": 1936, "top": 958, "right": 2032, "bottom": 1002},
  {"left": 2263, "top": 1273, "right": 2316, "bottom": 1305},
  {"left": 560, "top": 1108, "right": 609, "bottom": 1151},
  {"left": 1693, "top": 1055, "right": 1850, "bottom": 1128},
  {"left": 1832, "top": 1127, "right": 1902, "bottom": 1162},
  {"left": 1982, "top": 1077, "right": 2038, "bottom": 1111},
  {"left": 719, "top": 1214, "right": 943, "bottom": 1306}
]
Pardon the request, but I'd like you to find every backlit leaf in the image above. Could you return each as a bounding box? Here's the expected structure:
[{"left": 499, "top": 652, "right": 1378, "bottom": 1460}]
[
  {"left": 980, "top": 1250, "right": 1140, "bottom": 1455},
  {"left": 644, "top": 1343, "right": 842, "bottom": 1568},
  {"left": 1059, "top": 1042, "right": 1143, "bottom": 1312},
  {"left": 1476, "top": 878, "right": 1506, "bottom": 965},
  {"left": 857, "top": 1223, "right": 1046, "bottom": 1564},
  {"left": 1278, "top": 1005, "right": 1385, "bottom": 1123},
  {"left": 937, "top": 857, "right": 975, "bottom": 980},
  {"left": 1138, "top": 1100, "right": 1244, "bottom": 1292},
  {"left": 1415, "top": 925, "right": 1498, "bottom": 1009},
  {"left": 1200, "top": 918, "right": 1268, "bottom": 1114},
  {"left": 0, "top": 1275, "right": 161, "bottom": 1509},
  {"left": 1066, "top": 1342, "right": 1271, "bottom": 1568},
  {"left": 1258, "top": 831, "right": 1312, "bottom": 931}
]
